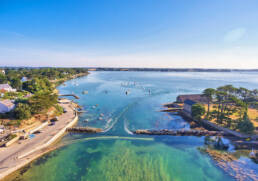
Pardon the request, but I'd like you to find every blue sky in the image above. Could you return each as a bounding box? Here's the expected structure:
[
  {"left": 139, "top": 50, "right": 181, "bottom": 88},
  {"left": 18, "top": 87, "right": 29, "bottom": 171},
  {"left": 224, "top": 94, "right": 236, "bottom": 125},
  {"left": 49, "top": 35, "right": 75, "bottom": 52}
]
[{"left": 0, "top": 0, "right": 258, "bottom": 68}]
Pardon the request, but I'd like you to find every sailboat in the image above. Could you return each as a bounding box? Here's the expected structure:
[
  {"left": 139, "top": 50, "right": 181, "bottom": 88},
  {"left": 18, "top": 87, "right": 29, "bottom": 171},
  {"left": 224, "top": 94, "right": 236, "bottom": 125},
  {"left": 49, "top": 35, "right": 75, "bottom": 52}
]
[{"left": 249, "top": 148, "right": 256, "bottom": 158}]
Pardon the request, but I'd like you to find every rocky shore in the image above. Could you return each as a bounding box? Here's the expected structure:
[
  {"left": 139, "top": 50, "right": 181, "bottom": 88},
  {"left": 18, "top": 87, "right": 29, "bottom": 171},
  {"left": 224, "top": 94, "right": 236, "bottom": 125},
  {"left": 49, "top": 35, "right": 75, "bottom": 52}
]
[{"left": 201, "top": 148, "right": 258, "bottom": 181}]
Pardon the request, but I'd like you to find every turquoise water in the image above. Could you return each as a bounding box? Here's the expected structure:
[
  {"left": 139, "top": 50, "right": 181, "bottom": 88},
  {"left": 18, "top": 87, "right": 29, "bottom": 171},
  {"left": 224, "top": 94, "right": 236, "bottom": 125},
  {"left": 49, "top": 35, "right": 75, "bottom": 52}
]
[{"left": 10, "top": 71, "right": 258, "bottom": 181}]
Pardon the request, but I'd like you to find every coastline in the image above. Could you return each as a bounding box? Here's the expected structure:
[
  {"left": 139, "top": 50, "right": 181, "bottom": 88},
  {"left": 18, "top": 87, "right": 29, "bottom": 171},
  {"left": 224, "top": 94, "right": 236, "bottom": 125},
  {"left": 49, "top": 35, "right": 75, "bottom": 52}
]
[
  {"left": 0, "top": 73, "right": 89, "bottom": 180},
  {"left": 0, "top": 100, "right": 78, "bottom": 180}
]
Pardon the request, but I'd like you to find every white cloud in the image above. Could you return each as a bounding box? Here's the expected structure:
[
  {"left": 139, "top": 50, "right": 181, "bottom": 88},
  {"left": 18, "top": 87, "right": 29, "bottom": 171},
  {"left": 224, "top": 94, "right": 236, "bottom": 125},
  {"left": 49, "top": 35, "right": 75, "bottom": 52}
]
[{"left": 224, "top": 28, "right": 246, "bottom": 43}]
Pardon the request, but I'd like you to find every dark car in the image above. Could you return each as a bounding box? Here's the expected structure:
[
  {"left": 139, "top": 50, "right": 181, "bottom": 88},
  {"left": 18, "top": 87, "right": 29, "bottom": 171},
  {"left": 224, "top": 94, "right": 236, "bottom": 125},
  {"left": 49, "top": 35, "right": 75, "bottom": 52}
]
[
  {"left": 33, "top": 130, "right": 41, "bottom": 134},
  {"left": 50, "top": 117, "right": 58, "bottom": 122},
  {"left": 49, "top": 122, "right": 55, "bottom": 126}
]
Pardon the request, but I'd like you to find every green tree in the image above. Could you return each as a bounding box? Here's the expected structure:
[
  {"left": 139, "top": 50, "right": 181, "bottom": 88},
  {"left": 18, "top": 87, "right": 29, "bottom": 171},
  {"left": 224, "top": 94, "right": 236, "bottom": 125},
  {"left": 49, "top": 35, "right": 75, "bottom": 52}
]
[
  {"left": 237, "top": 113, "right": 254, "bottom": 134},
  {"left": 22, "top": 78, "right": 53, "bottom": 93},
  {"left": 14, "top": 103, "right": 32, "bottom": 120},
  {"left": 29, "top": 92, "right": 58, "bottom": 114},
  {"left": 0, "top": 74, "right": 7, "bottom": 84},
  {"left": 202, "top": 88, "right": 215, "bottom": 119},
  {"left": 191, "top": 103, "right": 205, "bottom": 121},
  {"left": 10, "top": 78, "right": 22, "bottom": 90}
]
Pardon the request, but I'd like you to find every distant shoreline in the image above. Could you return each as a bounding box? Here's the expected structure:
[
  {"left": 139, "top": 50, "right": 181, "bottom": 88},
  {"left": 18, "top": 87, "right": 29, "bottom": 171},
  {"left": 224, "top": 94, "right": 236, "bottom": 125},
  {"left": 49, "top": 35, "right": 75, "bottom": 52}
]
[
  {"left": 88, "top": 68, "right": 258, "bottom": 72},
  {"left": 1, "top": 67, "right": 258, "bottom": 72}
]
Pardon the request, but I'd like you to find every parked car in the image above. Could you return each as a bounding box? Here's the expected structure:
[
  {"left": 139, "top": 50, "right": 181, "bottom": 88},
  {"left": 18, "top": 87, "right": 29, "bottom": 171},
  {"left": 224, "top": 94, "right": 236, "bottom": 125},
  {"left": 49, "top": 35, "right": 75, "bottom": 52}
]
[
  {"left": 50, "top": 117, "right": 58, "bottom": 122},
  {"left": 33, "top": 130, "right": 41, "bottom": 134},
  {"left": 49, "top": 122, "right": 55, "bottom": 126}
]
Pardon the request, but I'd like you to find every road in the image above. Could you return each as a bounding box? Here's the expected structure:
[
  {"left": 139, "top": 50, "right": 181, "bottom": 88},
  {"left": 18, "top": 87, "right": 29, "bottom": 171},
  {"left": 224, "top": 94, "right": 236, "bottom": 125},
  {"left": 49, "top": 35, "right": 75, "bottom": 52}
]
[{"left": 0, "top": 99, "right": 77, "bottom": 180}]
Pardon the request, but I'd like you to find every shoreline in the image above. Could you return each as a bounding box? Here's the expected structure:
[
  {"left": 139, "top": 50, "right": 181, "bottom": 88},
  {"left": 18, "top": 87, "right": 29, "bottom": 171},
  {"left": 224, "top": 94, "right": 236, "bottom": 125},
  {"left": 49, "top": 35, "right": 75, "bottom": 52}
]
[
  {"left": 0, "top": 73, "right": 88, "bottom": 180},
  {"left": 0, "top": 100, "right": 79, "bottom": 180}
]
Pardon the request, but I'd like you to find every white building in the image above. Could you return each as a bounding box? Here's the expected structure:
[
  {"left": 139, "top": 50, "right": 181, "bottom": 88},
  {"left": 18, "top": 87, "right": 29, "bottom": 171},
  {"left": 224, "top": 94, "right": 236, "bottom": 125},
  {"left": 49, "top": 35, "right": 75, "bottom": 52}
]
[
  {"left": 0, "top": 125, "right": 4, "bottom": 133},
  {"left": 21, "top": 77, "right": 28, "bottom": 82},
  {"left": 0, "top": 84, "right": 16, "bottom": 92},
  {"left": 0, "top": 100, "right": 15, "bottom": 113},
  {"left": 0, "top": 69, "right": 5, "bottom": 75}
]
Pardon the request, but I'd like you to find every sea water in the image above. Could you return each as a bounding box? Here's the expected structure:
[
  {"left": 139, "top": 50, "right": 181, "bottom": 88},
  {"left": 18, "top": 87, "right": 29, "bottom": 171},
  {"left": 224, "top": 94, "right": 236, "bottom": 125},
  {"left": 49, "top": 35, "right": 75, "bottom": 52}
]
[{"left": 9, "top": 71, "right": 258, "bottom": 181}]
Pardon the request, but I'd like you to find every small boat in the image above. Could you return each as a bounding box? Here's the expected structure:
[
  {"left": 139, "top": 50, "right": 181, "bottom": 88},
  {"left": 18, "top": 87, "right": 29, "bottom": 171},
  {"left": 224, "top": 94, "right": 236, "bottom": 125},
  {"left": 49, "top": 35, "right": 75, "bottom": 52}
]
[
  {"left": 249, "top": 148, "right": 256, "bottom": 158},
  {"left": 107, "top": 118, "right": 112, "bottom": 124},
  {"left": 98, "top": 117, "right": 103, "bottom": 120},
  {"left": 84, "top": 119, "right": 89, "bottom": 122},
  {"left": 82, "top": 90, "right": 88, "bottom": 94},
  {"left": 100, "top": 113, "right": 104, "bottom": 117}
]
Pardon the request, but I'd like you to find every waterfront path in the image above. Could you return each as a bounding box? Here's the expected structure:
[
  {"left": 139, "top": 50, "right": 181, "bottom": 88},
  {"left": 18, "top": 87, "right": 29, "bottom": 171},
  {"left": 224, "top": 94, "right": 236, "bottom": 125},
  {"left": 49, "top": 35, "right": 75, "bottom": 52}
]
[{"left": 0, "top": 99, "right": 78, "bottom": 180}]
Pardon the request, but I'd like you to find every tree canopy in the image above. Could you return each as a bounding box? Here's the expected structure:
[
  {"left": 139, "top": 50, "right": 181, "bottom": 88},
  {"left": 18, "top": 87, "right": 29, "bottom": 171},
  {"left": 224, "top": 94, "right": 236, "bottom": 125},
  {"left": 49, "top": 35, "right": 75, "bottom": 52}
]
[
  {"left": 202, "top": 85, "right": 257, "bottom": 132},
  {"left": 191, "top": 103, "right": 205, "bottom": 121}
]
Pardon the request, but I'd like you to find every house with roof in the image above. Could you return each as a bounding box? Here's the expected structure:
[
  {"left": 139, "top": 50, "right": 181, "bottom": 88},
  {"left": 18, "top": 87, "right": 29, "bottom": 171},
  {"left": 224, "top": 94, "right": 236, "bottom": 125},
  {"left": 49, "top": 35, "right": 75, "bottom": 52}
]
[
  {"left": 0, "top": 84, "right": 16, "bottom": 92},
  {"left": 0, "top": 100, "right": 15, "bottom": 113},
  {"left": 177, "top": 94, "right": 207, "bottom": 103},
  {"left": 0, "top": 69, "right": 5, "bottom": 75},
  {"left": 0, "top": 125, "right": 4, "bottom": 133},
  {"left": 21, "top": 77, "right": 28, "bottom": 82},
  {"left": 183, "top": 99, "right": 197, "bottom": 115}
]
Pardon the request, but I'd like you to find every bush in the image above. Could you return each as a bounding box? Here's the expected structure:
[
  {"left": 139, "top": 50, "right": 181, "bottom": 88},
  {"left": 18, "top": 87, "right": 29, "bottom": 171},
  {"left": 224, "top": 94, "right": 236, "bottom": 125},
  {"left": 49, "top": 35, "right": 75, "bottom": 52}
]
[
  {"left": 54, "top": 105, "right": 64, "bottom": 116},
  {"left": 6, "top": 134, "right": 17, "bottom": 141},
  {"left": 237, "top": 113, "right": 254, "bottom": 134},
  {"left": 14, "top": 103, "right": 32, "bottom": 120}
]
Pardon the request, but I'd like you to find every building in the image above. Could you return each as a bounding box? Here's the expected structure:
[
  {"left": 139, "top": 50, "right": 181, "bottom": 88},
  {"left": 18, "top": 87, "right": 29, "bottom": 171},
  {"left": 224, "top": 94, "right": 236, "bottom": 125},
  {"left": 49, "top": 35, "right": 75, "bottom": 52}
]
[
  {"left": 21, "top": 77, "right": 28, "bottom": 82},
  {"left": 0, "top": 84, "right": 16, "bottom": 92},
  {"left": 177, "top": 94, "right": 207, "bottom": 103},
  {"left": 0, "top": 125, "right": 4, "bottom": 133},
  {"left": 183, "top": 99, "right": 197, "bottom": 114},
  {"left": 0, "top": 100, "right": 15, "bottom": 113},
  {"left": 0, "top": 69, "right": 5, "bottom": 75}
]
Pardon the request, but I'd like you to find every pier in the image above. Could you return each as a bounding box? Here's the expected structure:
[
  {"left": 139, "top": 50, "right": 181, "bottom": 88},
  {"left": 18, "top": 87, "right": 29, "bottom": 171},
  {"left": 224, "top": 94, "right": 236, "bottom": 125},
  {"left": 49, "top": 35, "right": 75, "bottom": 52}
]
[
  {"left": 59, "top": 94, "right": 80, "bottom": 99},
  {"left": 66, "top": 127, "right": 103, "bottom": 133},
  {"left": 133, "top": 129, "right": 229, "bottom": 136},
  {"left": 159, "top": 108, "right": 183, "bottom": 112}
]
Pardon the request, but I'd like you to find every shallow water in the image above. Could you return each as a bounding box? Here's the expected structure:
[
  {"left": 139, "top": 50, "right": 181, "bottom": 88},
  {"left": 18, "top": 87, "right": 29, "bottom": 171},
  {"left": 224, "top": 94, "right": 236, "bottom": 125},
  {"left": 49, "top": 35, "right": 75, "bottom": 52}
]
[{"left": 9, "top": 71, "right": 258, "bottom": 181}]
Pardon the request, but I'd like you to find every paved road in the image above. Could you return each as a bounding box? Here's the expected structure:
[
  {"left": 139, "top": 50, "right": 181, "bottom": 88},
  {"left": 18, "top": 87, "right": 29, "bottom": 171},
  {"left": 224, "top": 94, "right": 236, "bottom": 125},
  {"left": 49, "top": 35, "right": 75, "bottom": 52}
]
[{"left": 0, "top": 100, "right": 76, "bottom": 179}]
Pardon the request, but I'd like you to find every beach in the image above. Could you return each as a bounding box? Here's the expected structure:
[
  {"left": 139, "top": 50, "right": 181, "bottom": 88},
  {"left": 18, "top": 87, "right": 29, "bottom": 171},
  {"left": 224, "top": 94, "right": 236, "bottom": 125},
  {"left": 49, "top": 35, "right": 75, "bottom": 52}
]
[{"left": 0, "top": 99, "right": 78, "bottom": 180}]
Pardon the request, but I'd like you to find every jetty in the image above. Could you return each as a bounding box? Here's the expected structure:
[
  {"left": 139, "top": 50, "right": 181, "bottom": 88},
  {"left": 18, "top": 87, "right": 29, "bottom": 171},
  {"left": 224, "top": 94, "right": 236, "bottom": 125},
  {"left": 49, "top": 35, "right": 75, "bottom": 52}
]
[
  {"left": 161, "top": 102, "right": 183, "bottom": 112},
  {"left": 160, "top": 107, "right": 183, "bottom": 112},
  {"left": 59, "top": 94, "right": 80, "bottom": 99},
  {"left": 133, "top": 129, "right": 229, "bottom": 136},
  {"left": 66, "top": 127, "right": 103, "bottom": 133}
]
